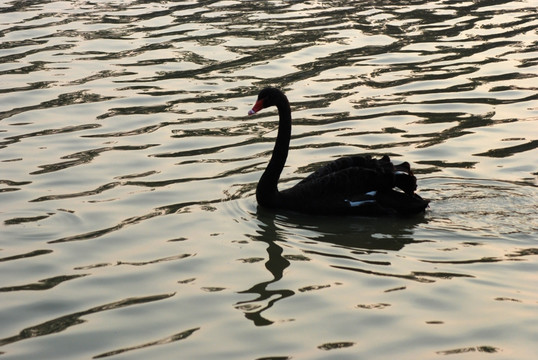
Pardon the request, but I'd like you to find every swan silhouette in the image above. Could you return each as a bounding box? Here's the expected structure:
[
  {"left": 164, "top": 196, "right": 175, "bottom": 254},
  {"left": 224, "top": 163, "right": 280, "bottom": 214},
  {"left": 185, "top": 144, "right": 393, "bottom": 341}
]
[{"left": 249, "top": 87, "right": 429, "bottom": 216}]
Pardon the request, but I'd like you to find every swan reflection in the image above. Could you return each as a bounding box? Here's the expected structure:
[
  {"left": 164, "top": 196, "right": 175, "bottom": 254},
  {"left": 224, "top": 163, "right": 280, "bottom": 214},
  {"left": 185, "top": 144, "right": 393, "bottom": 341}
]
[
  {"left": 235, "top": 206, "right": 427, "bottom": 326},
  {"left": 234, "top": 208, "right": 294, "bottom": 326}
]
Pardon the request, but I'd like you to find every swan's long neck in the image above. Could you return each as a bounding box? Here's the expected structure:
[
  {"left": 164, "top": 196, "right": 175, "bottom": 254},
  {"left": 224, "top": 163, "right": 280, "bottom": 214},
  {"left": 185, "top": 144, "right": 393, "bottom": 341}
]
[{"left": 256, "top": 98, "right": 291, "bottom": 208}]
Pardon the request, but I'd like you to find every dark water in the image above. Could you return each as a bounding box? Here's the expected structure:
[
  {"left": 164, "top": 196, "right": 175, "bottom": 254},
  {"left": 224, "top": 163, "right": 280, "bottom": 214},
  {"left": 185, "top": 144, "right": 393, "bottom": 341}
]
[{"left": 1, "top": 0, "right": 537, "bottom": 359}]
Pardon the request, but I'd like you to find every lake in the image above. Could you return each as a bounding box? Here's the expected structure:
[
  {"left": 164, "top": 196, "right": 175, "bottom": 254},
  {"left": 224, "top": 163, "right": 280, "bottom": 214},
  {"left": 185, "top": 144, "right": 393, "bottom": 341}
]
[{"left": 1, "top": 0, "right": 537, "bottom": 359}]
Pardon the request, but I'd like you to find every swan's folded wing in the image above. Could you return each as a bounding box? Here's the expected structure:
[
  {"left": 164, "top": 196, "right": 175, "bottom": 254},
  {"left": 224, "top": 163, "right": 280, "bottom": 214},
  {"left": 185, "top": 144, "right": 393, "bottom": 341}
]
[
  {"left": 297, "top": 155, "right": 386, "bottom": 186},
  {"left": 280, "top": 166, "right": 394, "bottom": 213}
]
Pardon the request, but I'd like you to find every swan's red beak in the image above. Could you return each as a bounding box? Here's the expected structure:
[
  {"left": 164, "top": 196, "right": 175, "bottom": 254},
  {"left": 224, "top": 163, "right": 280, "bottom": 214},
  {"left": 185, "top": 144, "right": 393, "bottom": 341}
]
[{"left": 248, "top": 99, "right": 264, "bottom": 115}]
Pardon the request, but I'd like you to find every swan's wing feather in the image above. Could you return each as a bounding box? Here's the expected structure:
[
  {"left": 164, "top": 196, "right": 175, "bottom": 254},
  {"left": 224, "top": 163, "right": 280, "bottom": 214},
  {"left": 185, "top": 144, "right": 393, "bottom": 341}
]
[
  {"left": 280, "top": 161, "right": 427, "bottom": 215},
  {"left": 298, "top": 155, "right": 418, "bottom": 195},
  {"left": 282, "top": 166, "right": 393, "bottom": 205},
  {"left": 297, "top": 155, "right": 390, "bottom": 185}
]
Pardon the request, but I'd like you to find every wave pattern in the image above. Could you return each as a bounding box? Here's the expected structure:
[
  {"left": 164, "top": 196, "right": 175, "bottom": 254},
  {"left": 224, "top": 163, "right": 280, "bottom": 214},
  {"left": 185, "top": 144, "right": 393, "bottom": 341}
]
[{"left": 0, "top": 0, "right": 537, "bottom": 359}]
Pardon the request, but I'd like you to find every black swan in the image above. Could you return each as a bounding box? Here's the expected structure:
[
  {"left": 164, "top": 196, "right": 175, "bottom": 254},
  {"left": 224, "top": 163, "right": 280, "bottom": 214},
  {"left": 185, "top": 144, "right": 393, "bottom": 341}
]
[{"left": 248, "top": 87, "right": 429, "bottom": 216}]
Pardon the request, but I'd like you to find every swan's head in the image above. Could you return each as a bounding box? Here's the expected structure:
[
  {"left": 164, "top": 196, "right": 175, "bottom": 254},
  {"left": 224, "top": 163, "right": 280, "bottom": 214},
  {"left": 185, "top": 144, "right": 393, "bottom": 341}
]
[{"left": 248, "top": 87, "right": 287, "bottom": 115}]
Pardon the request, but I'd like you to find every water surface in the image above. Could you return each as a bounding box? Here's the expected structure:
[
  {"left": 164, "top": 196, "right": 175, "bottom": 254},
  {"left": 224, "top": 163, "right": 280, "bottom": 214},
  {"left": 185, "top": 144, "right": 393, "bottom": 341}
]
[{"left": 1, "top": 0, "right": 537, "bottom": 359}]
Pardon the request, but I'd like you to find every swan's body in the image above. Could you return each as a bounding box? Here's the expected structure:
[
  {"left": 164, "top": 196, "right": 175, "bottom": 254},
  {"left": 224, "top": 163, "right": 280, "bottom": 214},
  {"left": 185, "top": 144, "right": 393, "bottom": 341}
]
[{"left": 249, "top": 87, "right": 429, "bottom": 216}]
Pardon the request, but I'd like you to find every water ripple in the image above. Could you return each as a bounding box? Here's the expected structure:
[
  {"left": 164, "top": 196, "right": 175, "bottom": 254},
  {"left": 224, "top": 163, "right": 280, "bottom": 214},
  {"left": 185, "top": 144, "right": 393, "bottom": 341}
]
[
  {"left": 93, "top": 327, "right": 200, "bottom": 359},
  {"left": 0, "top": 0, "right": 537, "bottom": 359},
  {"left": 0, "top": 292, "right": 176, "bottom": 347}
]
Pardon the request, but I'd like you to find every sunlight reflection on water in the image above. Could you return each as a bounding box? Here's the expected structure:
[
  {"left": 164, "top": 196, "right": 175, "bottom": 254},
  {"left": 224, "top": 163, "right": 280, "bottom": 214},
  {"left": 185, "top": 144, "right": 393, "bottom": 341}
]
[{"left": 0, "top": 0, "right": 537, "bottom": 358}]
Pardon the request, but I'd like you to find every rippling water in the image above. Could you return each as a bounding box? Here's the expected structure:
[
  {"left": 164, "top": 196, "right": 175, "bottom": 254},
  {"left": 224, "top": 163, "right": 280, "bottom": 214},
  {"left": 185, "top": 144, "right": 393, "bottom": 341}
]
[{"left": 1, "top": 0, "right": 537, "bottom": 358}]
